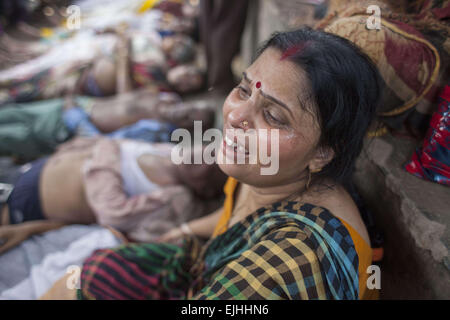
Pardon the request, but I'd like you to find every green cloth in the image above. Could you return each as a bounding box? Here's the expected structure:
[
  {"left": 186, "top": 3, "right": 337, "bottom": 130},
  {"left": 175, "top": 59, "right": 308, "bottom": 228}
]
[{"left": 0, "top": 98, "right": 71, "bottom": 160}]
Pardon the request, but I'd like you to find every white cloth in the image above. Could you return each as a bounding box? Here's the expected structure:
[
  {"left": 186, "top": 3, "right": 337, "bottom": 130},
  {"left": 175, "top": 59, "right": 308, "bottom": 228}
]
[
  {"left": 0, "top": 225, "right": 121, "bottom": 300},
  {"left": 119, "top": 140, "right": 163, "bottom": 196}
]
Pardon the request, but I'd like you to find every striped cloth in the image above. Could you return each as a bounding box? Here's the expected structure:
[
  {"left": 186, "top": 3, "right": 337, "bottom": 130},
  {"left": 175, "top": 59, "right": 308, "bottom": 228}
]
[{"left": 78, "top": 201, "right": 359, "bottom": 300}]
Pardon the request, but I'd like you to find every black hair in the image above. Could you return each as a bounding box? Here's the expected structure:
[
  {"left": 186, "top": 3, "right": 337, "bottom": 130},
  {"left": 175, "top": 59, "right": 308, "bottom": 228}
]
[{"left": 258, "top": 27, "right": 382, "bottom": 187}]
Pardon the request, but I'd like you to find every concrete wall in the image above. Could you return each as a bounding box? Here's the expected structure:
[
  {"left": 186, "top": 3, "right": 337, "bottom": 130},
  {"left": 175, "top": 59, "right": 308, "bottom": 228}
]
[{"left": 355, "top": 136, "right": 450, "bottom": 299}]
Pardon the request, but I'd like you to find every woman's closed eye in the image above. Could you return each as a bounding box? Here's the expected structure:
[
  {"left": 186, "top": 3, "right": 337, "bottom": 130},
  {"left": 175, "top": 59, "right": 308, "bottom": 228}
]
[
  {"left": 264, "top": 108, "right": 287, "bottom": 127},
  {"left": 236, "top": 84, "right": 289, "bottom": 128}
]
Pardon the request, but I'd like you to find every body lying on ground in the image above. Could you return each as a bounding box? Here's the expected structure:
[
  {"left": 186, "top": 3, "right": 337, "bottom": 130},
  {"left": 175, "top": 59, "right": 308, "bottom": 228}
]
[
  {"left": 0, "top": 137, "right": 227, "bottom": 251},
  {"left": 0, "top": 88, "right": 215, "bottom": 160}
]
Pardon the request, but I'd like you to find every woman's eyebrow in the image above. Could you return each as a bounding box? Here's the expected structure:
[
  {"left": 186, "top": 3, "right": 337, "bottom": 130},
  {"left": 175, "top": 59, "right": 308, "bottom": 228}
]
[
  {"left": 242, "top": 72, "right": 251, "bottom": 83},
  {"left": 243, "top": 72, "right": 294, "bottom": 117}
]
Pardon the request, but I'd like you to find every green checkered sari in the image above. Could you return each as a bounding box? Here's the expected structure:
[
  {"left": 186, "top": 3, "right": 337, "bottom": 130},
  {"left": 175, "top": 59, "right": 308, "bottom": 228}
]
[{"left": 79, "top": 201, "right": 359, "bottom": 300}]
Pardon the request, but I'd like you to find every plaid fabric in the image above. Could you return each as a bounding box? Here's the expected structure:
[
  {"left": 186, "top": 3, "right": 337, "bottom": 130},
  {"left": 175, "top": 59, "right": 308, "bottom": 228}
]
[
  {"left": 78, "top": 241, "right": 200, "bottom": 300},
  {"left": 193, "top": 201, "right": 359, "bottom": 300},
  {"left": 78, "top": 201, "right": 359, "bottom": 300}
]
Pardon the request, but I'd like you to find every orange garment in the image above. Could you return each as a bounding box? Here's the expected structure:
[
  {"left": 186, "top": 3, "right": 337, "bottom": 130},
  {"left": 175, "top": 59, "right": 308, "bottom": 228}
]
[{"left": 212, "top": 177, "right": 378, "bottom": 300}]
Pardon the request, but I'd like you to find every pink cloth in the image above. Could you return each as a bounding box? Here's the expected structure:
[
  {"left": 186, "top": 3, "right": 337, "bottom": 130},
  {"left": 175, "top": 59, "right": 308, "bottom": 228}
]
[{"left": 77, "top": 138, "right": 207, "bottom": 242}]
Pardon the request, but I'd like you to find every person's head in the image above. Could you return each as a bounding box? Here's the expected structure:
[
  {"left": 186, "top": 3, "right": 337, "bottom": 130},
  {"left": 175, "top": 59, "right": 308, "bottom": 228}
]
[
  {"left": 166, "top": 100, "right": 216, "bottom": 130},
  {"left": 218, "top": 27, "right": 381, "bottom": 190},
  {"left": 167, "top": 64, "right": 204, "bottom": 93},
  {"left": 161, "top": 34, "right": 196, "bottom": 64},
  {"left": 92, "top": 57, "right": 117, "bottom": 95},
  {"left": 176, "top": 161, "right": 228, "bottom": 200}
]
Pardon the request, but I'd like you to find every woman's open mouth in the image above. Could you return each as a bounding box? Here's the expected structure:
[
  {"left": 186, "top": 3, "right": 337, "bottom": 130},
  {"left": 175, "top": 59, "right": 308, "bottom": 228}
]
[{"left": 223, "top": 135, "right": 250, "bottom": 157}]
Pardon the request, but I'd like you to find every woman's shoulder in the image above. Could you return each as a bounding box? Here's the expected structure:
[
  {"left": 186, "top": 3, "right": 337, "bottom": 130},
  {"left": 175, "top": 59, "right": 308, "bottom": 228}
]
[{"left": 298, "top": 184, "right": 370, "bottom": 245}]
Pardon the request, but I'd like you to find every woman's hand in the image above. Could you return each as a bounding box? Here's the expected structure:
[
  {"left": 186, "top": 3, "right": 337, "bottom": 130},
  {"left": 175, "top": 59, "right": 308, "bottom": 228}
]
[
  {"left": 156, "top": 207, "right": 223, "bottom": 243},
  {"left": 157, "top": 223, "right": 193, "bottom": 243}
]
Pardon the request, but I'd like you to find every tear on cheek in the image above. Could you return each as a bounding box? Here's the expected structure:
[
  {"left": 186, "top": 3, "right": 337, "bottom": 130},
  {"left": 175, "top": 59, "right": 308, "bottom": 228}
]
[{"left": 258, "top": 129, "right": 280, "bottom": 176}]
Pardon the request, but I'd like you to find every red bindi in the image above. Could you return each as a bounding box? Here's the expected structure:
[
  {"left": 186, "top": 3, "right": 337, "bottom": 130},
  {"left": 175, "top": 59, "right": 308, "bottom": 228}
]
[{"left": 256, "top": 81, "right": 262, "bottom": 89}]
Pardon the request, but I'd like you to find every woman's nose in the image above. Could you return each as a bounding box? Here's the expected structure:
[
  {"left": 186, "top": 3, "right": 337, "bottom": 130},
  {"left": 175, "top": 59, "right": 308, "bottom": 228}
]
[{"left": 226, "top": 100, "right": 255, "bottom": 130}]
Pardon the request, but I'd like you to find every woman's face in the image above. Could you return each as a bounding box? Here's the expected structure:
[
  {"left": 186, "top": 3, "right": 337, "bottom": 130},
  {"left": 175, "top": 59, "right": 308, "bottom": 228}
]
[{"left": 218, "top": 48, "right": 323, "bottom": 188}]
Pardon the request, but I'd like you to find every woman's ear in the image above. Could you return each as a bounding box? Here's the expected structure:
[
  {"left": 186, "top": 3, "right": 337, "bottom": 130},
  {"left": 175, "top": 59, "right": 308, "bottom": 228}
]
[{"left": 308, "top": 146, "right": 334, "bottom": 172}]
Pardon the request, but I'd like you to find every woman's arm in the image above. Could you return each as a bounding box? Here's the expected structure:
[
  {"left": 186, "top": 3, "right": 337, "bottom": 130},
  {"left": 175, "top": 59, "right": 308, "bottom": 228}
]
[
  {"left": 184, "top": 206, "right": 223, "bottom": 238},
  {"left": 157, "top": 205, "right": 223, "bottom": 242}
]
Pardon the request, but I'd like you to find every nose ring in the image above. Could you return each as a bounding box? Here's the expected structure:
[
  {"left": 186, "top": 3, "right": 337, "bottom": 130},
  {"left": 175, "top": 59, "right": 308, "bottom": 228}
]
[{"left": 241, "top": 120, "right": 249, "bottom": 127}]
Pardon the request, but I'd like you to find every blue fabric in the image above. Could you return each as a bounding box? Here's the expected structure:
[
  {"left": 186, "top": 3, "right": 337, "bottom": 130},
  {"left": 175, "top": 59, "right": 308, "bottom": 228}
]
[
  {"left": 107, "top": 119, "right": 176, "bottom": 143},
  {"left": 62, "top": 107, "right": 100, "bottom": 137},
  {"left": 84, "top": 72, "right": 104, "bottom": 97},
  {"left": 63, "top": 107, "right": 176, "bottom": 143},
  {"left": 7, "top": 157, "right": 48, "bottom": 224}
]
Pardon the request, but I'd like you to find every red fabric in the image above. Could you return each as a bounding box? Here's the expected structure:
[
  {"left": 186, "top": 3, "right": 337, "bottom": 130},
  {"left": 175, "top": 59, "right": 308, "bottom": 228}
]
[
  {"left": 405, "top": 85, "right": 450, "bottom": 185},
  {"left": 383, "top": 19, "right": 438, "bottom": 98}
]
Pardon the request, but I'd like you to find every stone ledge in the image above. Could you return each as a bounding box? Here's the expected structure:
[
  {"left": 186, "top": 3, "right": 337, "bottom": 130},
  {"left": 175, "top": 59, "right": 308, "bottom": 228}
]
[{"left": 354, "top": 135, "right": 450, "bottom": 299}]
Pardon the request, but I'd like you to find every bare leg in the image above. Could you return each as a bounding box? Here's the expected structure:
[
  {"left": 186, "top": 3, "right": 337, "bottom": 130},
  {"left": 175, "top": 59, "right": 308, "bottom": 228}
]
[{"left": 200, "top": 0, "right": 249, "bottom": 93}]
